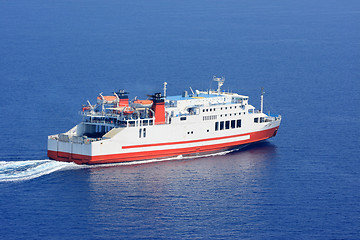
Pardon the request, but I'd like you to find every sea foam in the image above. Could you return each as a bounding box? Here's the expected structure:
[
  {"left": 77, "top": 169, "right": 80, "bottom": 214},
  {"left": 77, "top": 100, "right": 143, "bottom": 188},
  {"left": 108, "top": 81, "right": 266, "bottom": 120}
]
[
  {"left": 0, "top": 149, "right": 236, "bottom": 182},
  {"left": 0, "top": 160, "right": 79, "bottom": 182}
]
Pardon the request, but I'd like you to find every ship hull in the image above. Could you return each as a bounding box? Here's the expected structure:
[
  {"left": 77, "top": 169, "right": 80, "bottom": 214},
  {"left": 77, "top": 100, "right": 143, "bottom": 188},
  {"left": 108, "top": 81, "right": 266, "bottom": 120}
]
[{"left": 48, "top": 126, "right": 279, "bottom": 165}]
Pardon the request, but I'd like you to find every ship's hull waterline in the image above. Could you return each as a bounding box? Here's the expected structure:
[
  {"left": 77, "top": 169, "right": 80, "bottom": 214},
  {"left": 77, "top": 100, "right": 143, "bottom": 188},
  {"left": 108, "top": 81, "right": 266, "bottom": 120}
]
[{"left": 48, "top": 126, "right": 279, "bottom": 165}]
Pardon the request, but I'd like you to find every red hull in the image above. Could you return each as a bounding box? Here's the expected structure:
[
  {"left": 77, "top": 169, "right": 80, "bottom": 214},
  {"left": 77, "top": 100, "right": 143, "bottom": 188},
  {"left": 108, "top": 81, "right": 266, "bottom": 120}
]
[{"left": 48, "top": 127, "right": 279, "bottom": 165}]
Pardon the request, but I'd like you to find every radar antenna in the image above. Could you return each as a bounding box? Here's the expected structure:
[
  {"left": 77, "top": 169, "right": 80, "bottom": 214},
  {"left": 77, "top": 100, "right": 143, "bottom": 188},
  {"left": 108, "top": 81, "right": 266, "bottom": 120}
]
[
  {"left": 163, "top": 82, "right": 167, "bottom": 97},
  {"left": 213, "top": 76, "right": 225, "bottom": 94}
]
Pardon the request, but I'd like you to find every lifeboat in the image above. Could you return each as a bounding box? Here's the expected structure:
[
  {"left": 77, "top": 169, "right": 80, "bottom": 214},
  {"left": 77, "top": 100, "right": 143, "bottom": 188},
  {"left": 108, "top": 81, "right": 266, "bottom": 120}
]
[
  {"left": 97, "top": 95, "right": 117, "bottom": 104},
  {"left": 132, "top": 99, "right": 153, "bottom": 109}
]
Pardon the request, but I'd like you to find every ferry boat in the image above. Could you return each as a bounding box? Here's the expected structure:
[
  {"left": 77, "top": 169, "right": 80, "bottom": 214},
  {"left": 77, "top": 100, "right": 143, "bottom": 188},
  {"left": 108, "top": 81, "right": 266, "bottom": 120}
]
[{"left": 48, "top": 77, "right": 281, "bottom": 165}]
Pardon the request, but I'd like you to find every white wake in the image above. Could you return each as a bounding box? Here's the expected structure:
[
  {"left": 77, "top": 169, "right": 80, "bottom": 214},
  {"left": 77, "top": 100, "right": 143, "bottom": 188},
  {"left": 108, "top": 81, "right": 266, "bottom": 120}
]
[
  {"left": 0, "top": 160, "right": 80, "bottom": 182},
  {"left": 0, "top": 149, "right": 238, "bottom": 182}
]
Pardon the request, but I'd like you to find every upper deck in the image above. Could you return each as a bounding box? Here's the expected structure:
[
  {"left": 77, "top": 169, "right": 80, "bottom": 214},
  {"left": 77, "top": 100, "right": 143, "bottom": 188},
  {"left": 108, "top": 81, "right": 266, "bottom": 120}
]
[{"left": 166, "top": 91, "right": 249, "bottom": 108}]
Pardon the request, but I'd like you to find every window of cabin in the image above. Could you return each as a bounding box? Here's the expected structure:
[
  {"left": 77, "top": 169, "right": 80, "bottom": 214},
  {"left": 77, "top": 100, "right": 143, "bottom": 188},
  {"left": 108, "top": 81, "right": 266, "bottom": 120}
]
[
  {"left": 254, "top": 118, "right": 259, "bottom": 123},
  {"left": 237, "top": 119, "right": 242, "bottom": 128},
  {"left": 180, "top": 117, "right": 187, "bottom": 121},
  {"left": 215, "top": 122, "right": 219, "bottom": 131},
  {"left": 225, "top": 121, "right": 230, "bottom": 129},
  {"left": 231, "top": 120, "right": 235, "bottom": 128},
  {"left": 220, "top": 121, "right": 224, "bottom": 130}
]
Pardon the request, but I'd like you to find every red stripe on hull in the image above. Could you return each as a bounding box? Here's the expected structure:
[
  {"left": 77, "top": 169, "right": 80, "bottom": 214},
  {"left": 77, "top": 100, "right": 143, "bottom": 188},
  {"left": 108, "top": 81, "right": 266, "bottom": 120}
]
[{"left": 48, "top": 127, "right": 279, "bottom": 165}]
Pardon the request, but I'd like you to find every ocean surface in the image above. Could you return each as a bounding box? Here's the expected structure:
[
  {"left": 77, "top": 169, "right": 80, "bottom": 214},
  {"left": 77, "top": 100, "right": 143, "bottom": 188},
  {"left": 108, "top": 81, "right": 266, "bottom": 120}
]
[{"left": 1, "top": 0, "right": 359, "bottom": 239}]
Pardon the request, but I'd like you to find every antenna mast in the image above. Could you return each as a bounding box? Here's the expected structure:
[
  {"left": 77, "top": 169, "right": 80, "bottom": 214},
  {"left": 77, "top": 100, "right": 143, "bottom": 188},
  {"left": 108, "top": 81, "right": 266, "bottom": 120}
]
[
  {"left": 261, "top": 87, "right": 264, "bottom": 113},
  {"left": 163, "top": 82, "right": 167, "bottom": 97},
  {"left": 213, "top": 76, "right": 225, "bottom": 94}
]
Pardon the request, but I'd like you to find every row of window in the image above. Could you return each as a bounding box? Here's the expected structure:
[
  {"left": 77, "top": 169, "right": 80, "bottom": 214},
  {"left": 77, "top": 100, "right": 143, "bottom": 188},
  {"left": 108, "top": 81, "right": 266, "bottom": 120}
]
[
  {"left": 125, "top": 119, "right": 153, "bottom": 128},
  {"left": 202, "top": 112, "right": 246, "bottom": 121},
  {"left": 203, "top": 115, "right": 217, "bottom": 121},
  {"left": 219, "top": 112, "right": 245, "bottom": 118},
  {"left": 215, "top": 119, "right": 242, "bottom": 131},
  {"left": 202, "top": 105, "right": 246, "bottom": 113},
  {"left": 254, "top": 117, "right": 265, "bottom": 123}
]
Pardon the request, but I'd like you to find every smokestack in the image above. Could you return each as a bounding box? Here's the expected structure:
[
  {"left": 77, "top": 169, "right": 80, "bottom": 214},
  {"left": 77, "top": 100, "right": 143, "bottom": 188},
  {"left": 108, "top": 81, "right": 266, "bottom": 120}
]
[
  {"left": 150, "top": 92, "right": 165, "bottom": 125},
  {"left": 116, "top": 89, "right": 129, "bottom": 108}
]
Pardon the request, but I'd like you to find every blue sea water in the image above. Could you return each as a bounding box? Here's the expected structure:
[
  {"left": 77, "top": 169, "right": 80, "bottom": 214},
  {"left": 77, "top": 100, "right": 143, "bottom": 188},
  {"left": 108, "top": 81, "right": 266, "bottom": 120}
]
[{"left": 1, "top": 0, "right": 359, "bottom": 239}]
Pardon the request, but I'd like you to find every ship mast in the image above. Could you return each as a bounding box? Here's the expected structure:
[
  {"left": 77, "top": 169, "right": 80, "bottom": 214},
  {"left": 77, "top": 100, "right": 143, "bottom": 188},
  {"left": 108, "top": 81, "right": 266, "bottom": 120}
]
[
  {"left": 261, "top": 87, "right": 264, "bottom": 113},
  {"left": 213, "top": 76, "right": 225, "bottom": 94}
]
